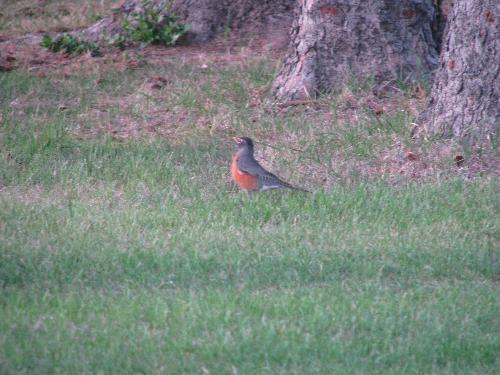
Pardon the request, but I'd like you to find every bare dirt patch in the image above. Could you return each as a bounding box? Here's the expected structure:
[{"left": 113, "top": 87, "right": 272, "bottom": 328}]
[{"left": 0, "top": 30, "right": 287, "bottom": 74}]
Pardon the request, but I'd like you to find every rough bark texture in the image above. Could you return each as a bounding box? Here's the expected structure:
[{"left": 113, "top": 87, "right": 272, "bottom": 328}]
[
  {"left": 434, "top": 0, "right": 454, "bottom": 51},
  {"left": 418, "top": 0, "right": 499, "bottom": 138},
  {"left": 272, "top": 0, "right": 439, "bottom": 101},
  {"left": 170, "top": 0, "right": 295, "bottom": 43}
]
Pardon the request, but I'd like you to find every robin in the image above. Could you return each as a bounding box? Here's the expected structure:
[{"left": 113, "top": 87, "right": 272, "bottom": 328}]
[{"left": 231, "top": 136, "right": 310, "bottom": 192}]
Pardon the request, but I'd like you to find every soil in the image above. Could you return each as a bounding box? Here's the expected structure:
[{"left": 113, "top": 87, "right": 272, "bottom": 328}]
[{"left": 0, "top": 24, "right": 289, "bottom": 74}]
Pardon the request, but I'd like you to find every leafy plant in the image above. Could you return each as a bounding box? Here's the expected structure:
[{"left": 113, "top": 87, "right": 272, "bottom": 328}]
[
  {"left": 113, "top": 0, "right": 187, "bottom": 48},
  {"left": 40, "top": 34, "right": 103, "bottom": 57}
]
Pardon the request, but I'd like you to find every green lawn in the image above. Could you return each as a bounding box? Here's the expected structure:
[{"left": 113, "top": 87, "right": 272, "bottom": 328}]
[{"left": 0, "top": 57, "right": 499, "bottom": 374}]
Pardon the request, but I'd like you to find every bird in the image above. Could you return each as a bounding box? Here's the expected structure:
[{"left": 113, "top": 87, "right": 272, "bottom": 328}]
[{"left": 231, "top": 136, "right": 310, "bottom": 193}]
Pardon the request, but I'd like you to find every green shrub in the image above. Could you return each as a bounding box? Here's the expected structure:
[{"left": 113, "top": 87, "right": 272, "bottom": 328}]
[
  {"left": 40, "top": 34, "right": 103, "bottom": 57},
  {"left": 113, "top": 0, "right": 187, "bottom": 48}
]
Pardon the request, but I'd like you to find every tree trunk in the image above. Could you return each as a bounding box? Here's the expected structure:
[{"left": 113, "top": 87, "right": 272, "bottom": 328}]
[
  {"left": 272, "top": 0, "right": 439, "bottom": 101},
  {"left": 417, "top": 0, "right": 499, "bottom": 138},
  {"left": 170, "top": 0, "right": 295, "bottom": 44},
  {"left": 434, "top": 0, "right": 454, "bottom": 51}
]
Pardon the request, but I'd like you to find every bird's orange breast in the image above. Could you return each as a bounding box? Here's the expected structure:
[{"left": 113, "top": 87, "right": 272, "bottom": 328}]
[{"left": 231, "top": 156, "right": 258, "bottom": 191}]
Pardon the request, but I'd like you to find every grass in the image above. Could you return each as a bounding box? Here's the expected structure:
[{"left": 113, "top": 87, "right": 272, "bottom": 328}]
[{"left": 1, "top": 48, "right": 499, "bottom": 374}]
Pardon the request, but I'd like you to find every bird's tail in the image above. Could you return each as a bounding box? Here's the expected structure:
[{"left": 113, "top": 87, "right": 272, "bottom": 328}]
[{"left": 261, "top": 173, "right": 311, "bottom": 193}]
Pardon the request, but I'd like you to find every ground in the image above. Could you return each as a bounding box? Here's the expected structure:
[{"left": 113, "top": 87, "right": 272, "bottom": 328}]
[{"left": 0, "top": 1, "right": 499, "bottom": 374}]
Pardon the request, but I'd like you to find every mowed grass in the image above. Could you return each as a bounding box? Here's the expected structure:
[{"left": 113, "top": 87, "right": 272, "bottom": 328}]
[{"left": 1, "top": 60, "right": 499, "bottom": 374}]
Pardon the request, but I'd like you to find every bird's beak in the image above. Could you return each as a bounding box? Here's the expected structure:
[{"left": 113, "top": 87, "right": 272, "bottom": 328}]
[{"left": 232, "top": 137, "right": 241, "bottom": 144}]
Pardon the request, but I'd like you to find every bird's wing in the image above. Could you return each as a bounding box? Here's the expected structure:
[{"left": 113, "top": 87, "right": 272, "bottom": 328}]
[
  {"left": 236, "top": 156, "right": 269, "bottom": 176},
  {"left": 238, "top": 157, "right": 291, "bottom": 186}
]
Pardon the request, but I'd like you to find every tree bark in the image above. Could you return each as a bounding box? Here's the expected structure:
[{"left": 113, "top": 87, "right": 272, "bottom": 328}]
[
  {"left": 272, "top": 0, "right": 439, "bottom": 101},
  {"left": 170, "top": 0, "right": 295, "bottom": 43},
  {"left": 417, "top": 0, "right": 499, "bottom": 138},
  {"left": 434, "top": 0, "right": 454, "bottom": 51}
]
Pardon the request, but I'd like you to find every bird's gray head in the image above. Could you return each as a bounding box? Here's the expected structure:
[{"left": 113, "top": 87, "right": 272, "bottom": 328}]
[{"left": 233, "top": 136, "right": 254, "bottom": 152}]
